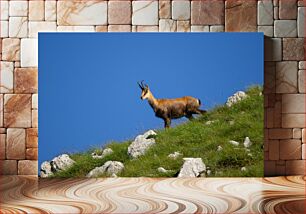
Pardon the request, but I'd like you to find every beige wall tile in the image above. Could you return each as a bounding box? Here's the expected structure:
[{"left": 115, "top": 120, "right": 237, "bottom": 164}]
[
  {"left": 18, "top": 160, "right": 37, "bottom": 175},
  {"left": 0, "top": 160, "right": 17, "bottom": 175},
  {"left": 4, "top": 94, "right": 31, "bottom": 128},
  {"left": 9, "top": 1, "right": 28, "bottom": 17},
  {"left": 57, "top": 1, "right": 107, "bottom": 25},
  {"left": 6, "top": 128, "right": 26, "bottom": 159},
  {"left": 132, "top": 1, "right": 158, "bottom": 25},
  {"left": 108, "top": 1, "right": 131, "bottom": 24},
  {"left": 29, "top": 1, "right": 45, "bottom": 21},
  {"left": 0, "top": 61, "right": 14, "bottom": 93},
  {"left": 280, "top": 139, "right": 301, "bottom": 160}
]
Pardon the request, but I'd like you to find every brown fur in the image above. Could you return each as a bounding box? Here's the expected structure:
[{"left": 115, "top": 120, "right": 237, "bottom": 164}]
[{"left": 139, "top": 83, "right": 206, "bottom": 128}]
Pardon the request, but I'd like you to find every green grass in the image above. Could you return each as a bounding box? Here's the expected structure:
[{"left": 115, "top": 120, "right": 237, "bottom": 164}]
[{"left": 53, "top": 85, "right": 264, "bottom": 178}]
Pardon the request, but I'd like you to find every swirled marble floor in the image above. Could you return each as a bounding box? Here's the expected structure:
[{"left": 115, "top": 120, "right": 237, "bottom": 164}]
[{"left": 0, "top": 176, "right": 305, "bottom": 214}]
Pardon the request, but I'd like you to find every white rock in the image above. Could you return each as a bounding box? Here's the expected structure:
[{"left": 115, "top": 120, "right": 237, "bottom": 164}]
[
  {"left": 127, "top": 130, "right": 156, "bottom": 158},
  {"left": 1, "top": 1, "right": 8, "bottom": 20},
  {"left": 40, "top": 161, "right": 53, "bottom": 178},
  {"left": 226, "top": 91, "right": 247, "bottom": 107},
  {"left": 206, "top": 120, "right": 218, "bottom": 125},
  {"left": 102, "top": 148, "right": 113, "bottom": 156},
  {"left": 57, "top": 1, "right": 107, "bottom": 25},
  {"left": 40, "top": 154, "right": 75, "bottom": 177},
  {"left": 51, "top": 154, "right": 75, "bottom": 171},
  {"left": 132, "top": 1, "right": 158, "bottom": 25},
  {"left": 229, "top": 140, "right": 239, "bottom": 146},
  {"left": 243, "top": 137, "right": 252, "bottom": 148},
  {"left": 241, "top": 167, "right": 247, "bottom": 172},
  {"left": 21, "top": 38, "right": 38, "bottom": 67},
  {"left": 0, "top": 21, "right": 8, "bottom": 37},
  {"left": 217, "top": 145, "right": 223, "bottom": 151},
  {"left": 142, "top": 130, "right": 157, "bottom": 139},
  {"left": 205, "top": 120, "right": 213, "bottom": 125},
  {"left": 157, "top": 167, "right": 168, "bottom": 173},
  {"left": 9, "top": 17, "right": 28, "bottom": 38},
  {"left": 172, "top": 1, "right": 190, "bottom": 20},
  {"left": 168, "top": 151, "right": 182, "bottom": 159},
  {"left": 92, "top": 148, "right": 113, "bottom": 159},
  {"left": 178, "top": 158, "right": 206, "bottom": 178},
  {"left": 86, "top": 161, "right": 124, "bottom": 178},
  {"left": 0, "top": 62, "right": 14, "bottom": 93},
  {"left": 9, "top": 0, "right": 28, "bottom": 16},
  {"left": 29, "top": 21, "right": 57, "bottom": 38},
  {"left": 92, "top": 154, "right": 102, "bottom": 159}
]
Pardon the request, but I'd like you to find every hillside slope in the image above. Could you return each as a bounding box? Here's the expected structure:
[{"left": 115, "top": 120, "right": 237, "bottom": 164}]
[{"left": 52, "top": 86, "right": 263, "bottom": 177}]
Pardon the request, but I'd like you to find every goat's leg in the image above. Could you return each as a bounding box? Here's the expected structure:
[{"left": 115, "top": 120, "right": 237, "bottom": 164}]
[
  {"left": 195, "top": 109, "right": 207, "bottom": 114},
  {"left": 186, "top": 114, "right": 194, "bottom": 121},
  {"left": 164, "top": 118, "right": 171, "bottom": 128}
]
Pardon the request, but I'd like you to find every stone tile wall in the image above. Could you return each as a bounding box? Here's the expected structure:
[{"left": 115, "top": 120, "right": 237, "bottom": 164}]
[{"left": 0, "top": 0, "right": 305, "bottom": 176}]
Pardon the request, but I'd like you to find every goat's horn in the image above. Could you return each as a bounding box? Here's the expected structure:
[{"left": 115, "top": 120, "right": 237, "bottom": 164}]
[
  {"left": 140, "top": 80, "right": 145, "bottom": 88},
  {"left": 137, "top": 81, "right": 143, "bottom": 89}
]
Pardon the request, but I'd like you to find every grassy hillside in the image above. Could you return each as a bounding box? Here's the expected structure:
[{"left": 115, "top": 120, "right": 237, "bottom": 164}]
[{"left": 53, "top": 85, "right": 263, "bottom": 178}]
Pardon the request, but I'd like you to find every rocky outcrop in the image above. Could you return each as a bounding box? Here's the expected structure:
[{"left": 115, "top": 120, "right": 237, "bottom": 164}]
[
  {"left": 226, "top": 91, "right": 247, "bottom": 107},
  {"left": 40, "top": 154, "right": 75, "bottom": 178},
  {"left": 177, "top": 158, "right": 206, "bottom": 178},
  {"left": 92, "top": 148, "right": 113, "bottom": 159},
  {"left": 40, "top": 161, "right": 53, "bottom": 178},
  {"left": 127, "top": 130, "right": 157, "bottom": 158},
  {"left": 86, "top": 161, "right": 124, "bottom": 178},
  {"left": 52, "top": 154, "right": 75, "bottom": 171}
]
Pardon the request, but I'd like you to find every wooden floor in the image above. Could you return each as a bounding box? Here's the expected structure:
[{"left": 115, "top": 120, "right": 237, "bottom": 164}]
[{"left": 0, "top": 176, "right": 305, "bottom": 214}]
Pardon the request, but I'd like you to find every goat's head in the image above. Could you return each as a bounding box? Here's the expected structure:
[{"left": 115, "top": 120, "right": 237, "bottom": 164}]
[{"left": 138, "top": 80, "right": 150, "bottom": 100}]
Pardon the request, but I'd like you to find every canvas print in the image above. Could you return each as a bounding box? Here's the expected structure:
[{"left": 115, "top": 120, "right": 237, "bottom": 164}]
[{"left": 39, "top": 33, "right": 263, "bottom": 178}]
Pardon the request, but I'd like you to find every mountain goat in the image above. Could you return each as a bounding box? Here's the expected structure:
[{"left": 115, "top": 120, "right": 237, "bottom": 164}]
[{"left": 138, "top": 81, "right": 206, "bottom": 128}]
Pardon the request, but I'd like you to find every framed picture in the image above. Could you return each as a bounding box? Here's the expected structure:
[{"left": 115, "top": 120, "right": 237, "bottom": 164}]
[{"left": 39, "top": 33, "right": 263, "bottom": 178}]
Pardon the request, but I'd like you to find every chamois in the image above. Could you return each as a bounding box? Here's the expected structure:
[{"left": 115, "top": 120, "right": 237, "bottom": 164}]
[{"left": 138, "top": 81, "right": 206, "bottom": 128}]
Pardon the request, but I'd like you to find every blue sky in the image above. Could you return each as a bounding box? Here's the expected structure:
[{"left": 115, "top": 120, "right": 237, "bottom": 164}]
[{"left": 39, "top": 33, "right": 263, "bottom": 167}]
